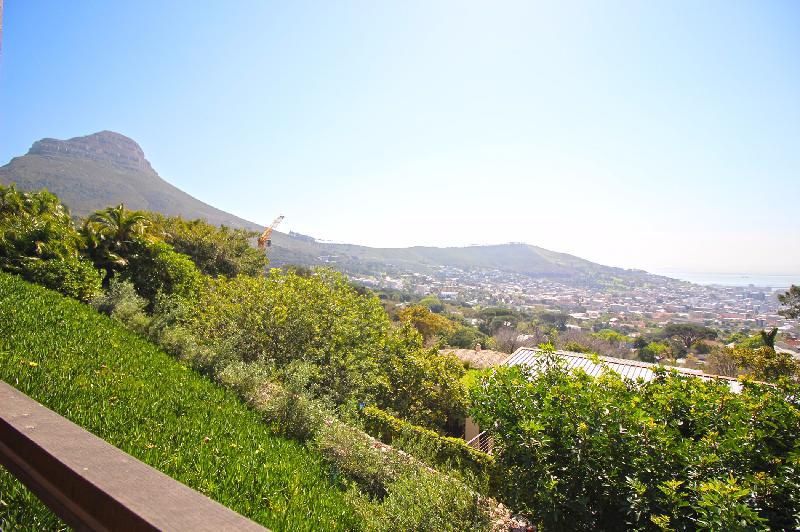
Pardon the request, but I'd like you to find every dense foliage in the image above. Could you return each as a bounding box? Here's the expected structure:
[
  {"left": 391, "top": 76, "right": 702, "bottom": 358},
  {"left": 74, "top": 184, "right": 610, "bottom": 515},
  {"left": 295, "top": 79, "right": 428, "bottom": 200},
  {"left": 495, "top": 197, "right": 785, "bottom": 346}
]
[
  {"left": 187, "top": 270, "right": 467, "bottom": 432},
  {"left": 149, "top": 214, "right": 266, "bottom": 277},
  {"left": 470, "top": 348, "right": 800, "bottom": 530},
  {"left": 659, "top": 323, "right": 718, "bottom": 349},
  {"left": 396, "top": 304, "right": 456, "bottom": 344},
  {"left": 361, "top": 405, "right": 495, "bottom": 484},
  {"left": 0, "top": 185, "right": 102, "bottom": 300},
  {"left": 0, "top": 272, "right": 364, "bottom": 530},
  {"left": 88, "top": 277, "right": 498, "bottom": 529}
]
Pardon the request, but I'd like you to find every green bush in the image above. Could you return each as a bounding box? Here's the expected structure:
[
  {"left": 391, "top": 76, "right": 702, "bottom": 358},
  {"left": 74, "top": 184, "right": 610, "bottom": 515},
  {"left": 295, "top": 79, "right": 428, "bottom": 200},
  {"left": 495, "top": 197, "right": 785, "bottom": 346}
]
[
  {"left": 470, "top": 347, "right": 800, "bottom": 530},
  {"left": 189, "top": 269, "right": 467, "bottom": 432},
  {"left": 254, "top": 381, "right": 327, "bottom": 442},
  {"left": 23, "top": 256, "right": 102, "bottom": 301},
  {"left": 124, "top": 241, "right": 202, "bottom": 303},
  {"left": 364, "top": 470, "right": 492, "bottom": 531},
  {"left": 361, "top": 405, "right": 494, "bottom": 484},
  {"left": 313, "top": 420, "right": 410, "bottom": 497}
]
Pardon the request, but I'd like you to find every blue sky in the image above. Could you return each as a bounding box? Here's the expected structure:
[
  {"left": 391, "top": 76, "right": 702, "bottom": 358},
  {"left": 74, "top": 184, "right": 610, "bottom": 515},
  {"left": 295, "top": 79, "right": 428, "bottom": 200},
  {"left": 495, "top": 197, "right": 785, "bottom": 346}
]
[{"left": 1, "top": 1, "right": 798, "bottom": 274}]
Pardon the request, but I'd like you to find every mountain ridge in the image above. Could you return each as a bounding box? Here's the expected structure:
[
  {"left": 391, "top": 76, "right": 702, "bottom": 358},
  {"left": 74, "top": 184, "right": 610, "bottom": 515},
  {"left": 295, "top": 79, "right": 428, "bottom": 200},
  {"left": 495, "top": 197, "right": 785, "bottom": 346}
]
[
  {"left": 1, "top": 131, "right": 657, "bottom": 285},
  {"left": 0, "top": 131, "right": 262, "bottom": 231}
]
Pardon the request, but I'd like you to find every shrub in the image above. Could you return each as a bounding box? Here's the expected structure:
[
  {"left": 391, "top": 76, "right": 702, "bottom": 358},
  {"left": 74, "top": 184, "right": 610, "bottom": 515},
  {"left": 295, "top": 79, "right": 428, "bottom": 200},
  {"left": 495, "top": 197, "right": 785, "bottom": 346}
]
[
  {"left": 124, "top": 241, "right": 202, "bottom": 303},
  {"left": 23, "top": 256, "right": 102, "bottom": 301},
  {"left": 253, "top": 381, "right": 327, "bottom": 442},
  {"left": 365, "top": 470, "right": 492, "bottom": 531},
  {"left": 313, "top": 420, "right": 411, "bottom": 497},
  {"left": 92, "top": 278, "right": 147, "bottom": 318},
  {"left": 189, "top": 269, "right": 467, "bottom": 433},
  {"left": 361, "top": 405, "right": 494, "bottom": 485},
  {"left": 216, "top": 360, "right": 274, "bottom": 398}
]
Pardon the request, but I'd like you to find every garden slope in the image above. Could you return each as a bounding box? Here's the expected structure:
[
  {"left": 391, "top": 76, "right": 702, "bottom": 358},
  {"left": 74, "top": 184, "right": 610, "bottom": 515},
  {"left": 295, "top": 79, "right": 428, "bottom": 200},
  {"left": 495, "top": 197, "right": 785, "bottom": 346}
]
[{"left": 0, "top": 272, "right": 363, "bottom": 531}]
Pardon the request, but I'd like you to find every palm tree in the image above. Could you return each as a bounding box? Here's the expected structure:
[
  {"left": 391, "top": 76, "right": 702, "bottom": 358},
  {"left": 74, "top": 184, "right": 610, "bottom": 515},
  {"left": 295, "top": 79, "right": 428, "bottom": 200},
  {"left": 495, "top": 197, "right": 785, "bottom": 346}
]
[{"left": 82, "top": 204, "right": 151, "bottom": 284}]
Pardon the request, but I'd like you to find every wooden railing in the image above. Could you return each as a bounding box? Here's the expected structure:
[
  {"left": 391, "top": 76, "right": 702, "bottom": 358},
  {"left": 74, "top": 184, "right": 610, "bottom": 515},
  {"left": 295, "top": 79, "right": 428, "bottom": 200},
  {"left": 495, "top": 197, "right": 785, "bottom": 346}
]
[{"left": 0, "top": 381, "right": 267, "bottom": 531}]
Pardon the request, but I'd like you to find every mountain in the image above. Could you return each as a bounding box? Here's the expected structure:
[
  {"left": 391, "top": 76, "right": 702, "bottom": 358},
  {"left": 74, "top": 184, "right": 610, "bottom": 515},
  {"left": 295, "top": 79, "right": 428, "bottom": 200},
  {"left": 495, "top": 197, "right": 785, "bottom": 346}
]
[
  {"left": 0, "top": 131, "right": 261, "bottom": 231},
  {"left": 1, "top": 131, "right": 656, "bottom": 286}
]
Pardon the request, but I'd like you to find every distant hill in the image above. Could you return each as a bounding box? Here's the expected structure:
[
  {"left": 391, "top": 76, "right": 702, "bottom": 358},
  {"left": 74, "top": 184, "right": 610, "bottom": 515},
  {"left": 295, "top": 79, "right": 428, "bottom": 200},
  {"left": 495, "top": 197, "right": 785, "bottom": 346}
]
[
  {"left": 1, "top": 131, "right": 656, "bottom": 286},
  {"left": 0, "top": 131, "right": 261, "bottom": 231}
]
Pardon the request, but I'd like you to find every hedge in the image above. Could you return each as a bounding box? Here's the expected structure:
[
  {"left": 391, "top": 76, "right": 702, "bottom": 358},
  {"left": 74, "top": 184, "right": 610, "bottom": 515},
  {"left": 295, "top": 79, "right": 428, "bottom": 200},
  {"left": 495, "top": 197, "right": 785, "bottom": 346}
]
[{"left": 361, "top": 405, "right": 495, "bottom": 484}]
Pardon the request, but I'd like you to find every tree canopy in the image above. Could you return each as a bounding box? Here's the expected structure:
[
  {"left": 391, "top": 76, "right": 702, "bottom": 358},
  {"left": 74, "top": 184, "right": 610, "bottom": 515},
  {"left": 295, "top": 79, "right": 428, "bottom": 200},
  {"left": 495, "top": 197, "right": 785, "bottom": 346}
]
[
  {"left": 396, "top": 304, "right": 455, "bottom": 343},
  {"left": 778, "top": 285, "right": 800, "bottom": 319},
  {"left": 149, "top": 214, "right": 267, "bottom": 277},
  {"left": 659, "top": 323, "right": 717, "bottom": 349}
]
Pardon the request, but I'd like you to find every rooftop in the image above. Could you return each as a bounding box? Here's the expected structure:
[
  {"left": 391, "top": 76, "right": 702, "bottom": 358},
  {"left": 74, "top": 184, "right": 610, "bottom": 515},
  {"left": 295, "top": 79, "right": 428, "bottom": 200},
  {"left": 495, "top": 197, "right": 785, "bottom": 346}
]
[{"left": 505, "top": 347, "right": 745, "bottom": 392}]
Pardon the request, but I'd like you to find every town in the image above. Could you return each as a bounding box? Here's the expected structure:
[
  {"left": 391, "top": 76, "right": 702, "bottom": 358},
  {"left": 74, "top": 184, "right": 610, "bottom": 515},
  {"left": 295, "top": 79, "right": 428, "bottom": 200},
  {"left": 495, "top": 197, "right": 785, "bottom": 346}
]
[{"left": 352, "top": 265, "right": 799, "bottom": 349}]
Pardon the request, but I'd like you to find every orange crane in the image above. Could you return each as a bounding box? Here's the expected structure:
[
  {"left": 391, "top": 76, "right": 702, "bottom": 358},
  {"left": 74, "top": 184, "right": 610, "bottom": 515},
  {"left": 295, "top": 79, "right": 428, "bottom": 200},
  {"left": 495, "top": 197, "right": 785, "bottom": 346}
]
[{"left": 257, "top": 215, "right": 284, "bottom": 249}]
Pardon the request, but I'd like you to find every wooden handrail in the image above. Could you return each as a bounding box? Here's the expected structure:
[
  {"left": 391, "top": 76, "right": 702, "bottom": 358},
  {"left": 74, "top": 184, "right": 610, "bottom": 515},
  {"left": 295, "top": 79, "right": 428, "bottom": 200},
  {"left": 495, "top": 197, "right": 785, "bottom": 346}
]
[{"left": 0, "top": 381, "right": 267, "bottom": 531}]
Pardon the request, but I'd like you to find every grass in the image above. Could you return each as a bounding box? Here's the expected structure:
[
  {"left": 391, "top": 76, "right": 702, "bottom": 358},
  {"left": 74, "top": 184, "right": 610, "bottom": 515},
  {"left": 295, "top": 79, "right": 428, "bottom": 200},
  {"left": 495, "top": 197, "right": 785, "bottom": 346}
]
[{"left": 0, "top": 272, "right": 365, "bottom": 531}]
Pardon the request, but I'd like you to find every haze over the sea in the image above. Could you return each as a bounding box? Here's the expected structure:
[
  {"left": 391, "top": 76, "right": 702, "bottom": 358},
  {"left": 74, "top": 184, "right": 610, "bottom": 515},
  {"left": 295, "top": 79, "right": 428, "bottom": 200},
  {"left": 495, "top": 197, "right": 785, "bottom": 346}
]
[{"left": 653, "top": 271, "right": 800, "bottom": 289}]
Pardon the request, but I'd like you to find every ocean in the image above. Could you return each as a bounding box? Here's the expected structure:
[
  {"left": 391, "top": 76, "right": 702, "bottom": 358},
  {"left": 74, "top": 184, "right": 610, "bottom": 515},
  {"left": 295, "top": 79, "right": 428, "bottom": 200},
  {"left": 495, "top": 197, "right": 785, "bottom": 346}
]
[{"left": 651, "top": 271, "right": 799, "bottom": 289}]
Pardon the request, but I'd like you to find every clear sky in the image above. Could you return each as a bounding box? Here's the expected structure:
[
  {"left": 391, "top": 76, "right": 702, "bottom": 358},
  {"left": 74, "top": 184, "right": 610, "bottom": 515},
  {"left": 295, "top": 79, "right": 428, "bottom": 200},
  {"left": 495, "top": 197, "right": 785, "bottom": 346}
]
[{"left": 1, "top": 1, "right": 798, "bottom": 274}]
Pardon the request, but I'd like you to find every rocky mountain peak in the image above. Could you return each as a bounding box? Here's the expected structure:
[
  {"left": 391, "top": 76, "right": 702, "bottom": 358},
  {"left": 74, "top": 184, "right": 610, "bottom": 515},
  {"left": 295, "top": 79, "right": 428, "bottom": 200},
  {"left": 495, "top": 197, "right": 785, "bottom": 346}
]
[{"left": 28, "top": 131, "right": 154, "bottom": 172}]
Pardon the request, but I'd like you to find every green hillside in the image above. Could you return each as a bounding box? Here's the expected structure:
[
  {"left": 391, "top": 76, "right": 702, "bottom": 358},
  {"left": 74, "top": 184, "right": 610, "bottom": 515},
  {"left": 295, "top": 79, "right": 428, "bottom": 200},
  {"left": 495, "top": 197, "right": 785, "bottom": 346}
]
[{"left": 0, "top": 272, "right": 363, "bottom": 531}]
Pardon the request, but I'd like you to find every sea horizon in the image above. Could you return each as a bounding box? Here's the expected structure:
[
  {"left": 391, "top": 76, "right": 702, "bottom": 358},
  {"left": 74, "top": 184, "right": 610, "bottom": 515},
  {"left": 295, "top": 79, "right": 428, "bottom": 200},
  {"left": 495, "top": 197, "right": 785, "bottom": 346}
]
[{"left": 652, "top": 270, "right": 799, "bottom": 289}]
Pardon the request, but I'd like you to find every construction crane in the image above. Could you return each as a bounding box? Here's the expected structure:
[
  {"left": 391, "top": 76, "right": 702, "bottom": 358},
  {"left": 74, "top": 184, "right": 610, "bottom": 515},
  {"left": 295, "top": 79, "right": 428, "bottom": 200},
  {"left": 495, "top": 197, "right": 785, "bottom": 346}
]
[{"left": 257, "top": 215, "right": 284, "bottom": 249}]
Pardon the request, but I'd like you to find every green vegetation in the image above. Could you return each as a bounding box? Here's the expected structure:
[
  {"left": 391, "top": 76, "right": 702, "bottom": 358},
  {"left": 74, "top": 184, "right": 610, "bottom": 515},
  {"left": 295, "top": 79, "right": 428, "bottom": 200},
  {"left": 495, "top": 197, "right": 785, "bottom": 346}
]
[
  {"left": 658, "top": 323, "right": 718, "bottom": 349},
  {"left": 0, "top": 185, "right": 102, "bottom": 301},
  {"left": 779, "top": 285, "right": 800, "bottom": 319},
  {"left": 470, "top": 346, "right": 800, "bottom": 530},
  {"left": 361, "top": 406, "right": 495, "bottom": 485},
  {"left": 0, "top": 184, "right": 497, "bottom": 529},
  {"left": 188, "top": 271, "right": 467, "bottom": 432},
  {"left": 0, "top": 131, "right": 262, "bottom": 230},
  {"left": 149, "top": 214, "right": 266, "bottom": 277},
  {"left": 396, "top": 304, "right": 456, "bottom": 343},
  {"left": 0, "top": 272, "right": 363, "bottom": 530}
]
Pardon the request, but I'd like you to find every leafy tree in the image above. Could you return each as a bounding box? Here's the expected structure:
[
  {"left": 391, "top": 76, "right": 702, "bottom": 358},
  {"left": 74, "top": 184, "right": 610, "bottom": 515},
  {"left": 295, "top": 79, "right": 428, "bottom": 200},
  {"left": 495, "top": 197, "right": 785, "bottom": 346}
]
[
  {"left": 0, "top": 185, "right": 101, "bottom": 300},
  {"left": 591, "top": 328, "right": 631, "bottom": 347},
  {"left": 375, "top": 324, "right": 467, "bottom": 432},
  {"left": 82, "top": 204, "right": 152, "bottom": 284},
  {"left": 659, "top": 323, "right": 717, "bottom": 349},
  {"left": 738, "top": 332, "right": 767, "bottom": 349},
  {"left": 150, "top": 215, "right": 266, "bottom": 277},
  {"left": 563, "top": 341, "right": 590, "bottom": 353},
  {"left": 536, "top": 311, "right": 568, "bottom": 331},
  {"left": 727, "top": 345, "right": 799, "bottom": 382},
  {"left": 396, "top": 304, "right": 455, "bottom": 343},
  {"left": 418, "top": 295, "right": 445, "bottom": 313},
  {"left": 778, "top": 285, "right": 800, "bottom": 319},
  {"left": 446, "top": 325, "right": 489, "bottom": 350},
  {"left": 638, "top": 341, "right": 669, "bottom": 363}
]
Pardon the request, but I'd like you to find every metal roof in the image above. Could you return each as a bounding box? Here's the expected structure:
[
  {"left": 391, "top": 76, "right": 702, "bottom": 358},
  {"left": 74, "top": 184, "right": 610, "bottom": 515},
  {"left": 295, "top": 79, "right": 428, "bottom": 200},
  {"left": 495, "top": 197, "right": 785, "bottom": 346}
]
[{"left": 504, "top": 348, "right": 743, "bottom": 393}]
